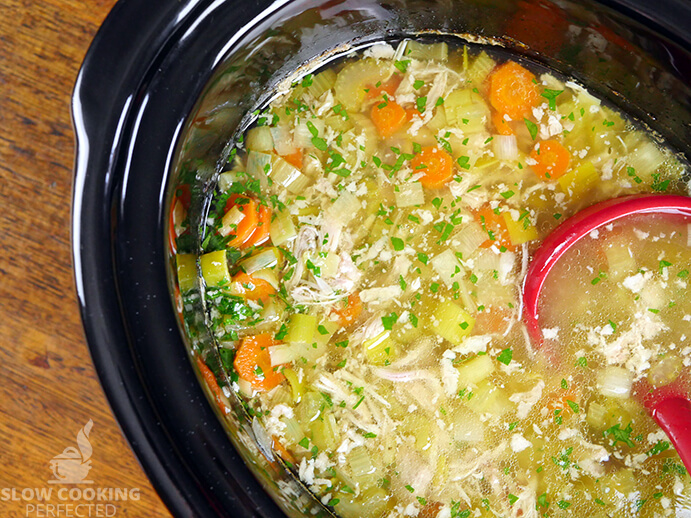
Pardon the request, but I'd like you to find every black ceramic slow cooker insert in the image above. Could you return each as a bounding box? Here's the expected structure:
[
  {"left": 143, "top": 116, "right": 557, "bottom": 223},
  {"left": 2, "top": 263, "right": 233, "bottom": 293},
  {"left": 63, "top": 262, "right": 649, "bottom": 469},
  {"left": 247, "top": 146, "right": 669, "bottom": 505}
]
[{"left": 72, "top": 0, "right": 691, "bottom": 516}]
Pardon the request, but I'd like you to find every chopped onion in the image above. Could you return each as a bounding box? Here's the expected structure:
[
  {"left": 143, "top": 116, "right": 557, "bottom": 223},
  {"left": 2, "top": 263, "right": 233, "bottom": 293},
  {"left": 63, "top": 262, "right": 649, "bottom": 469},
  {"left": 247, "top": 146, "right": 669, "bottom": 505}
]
[
  {"left": 453, "top": 411, "right": 485, "bottom": 443},
  {"left": 251, "top": 268, "right": 279, "bottom": 290},
  {"left": 431, "top": 249, "right": 464, "bottom": 287},
  {"left": 394, "top": 182, "right": 425, "bottom": 207},
  {"left": 269, "top": 125, "right": 296, "bottom": 156},
  {"left": 246, "top": 126, "right": 274, "bottom": 152},
  {"left": 326, "top": 191, "right": 361, "bottom": 224},
  {"left": 246, "top": 151, "right": 272, "bottom": 189},
  {"left": 239, "top": 248, "right": 279, "bottom": 274},
  {"left": 218, "top": 205, "right": 245, "bottom": 237},
  {"left": 597, "top": 366, "right": 633, "bottom": 399},
  {"left": 218, "top": 170, "right": 244, "bottom": 192},
  {"left": 294, "top": 119, "right": 325, "bottom": 149},
  {"left": 492, "top": 134, "right": 518, "bottom": 160},
  {"left": 452, "top": 221, "right": 486, "bottom": 260}
]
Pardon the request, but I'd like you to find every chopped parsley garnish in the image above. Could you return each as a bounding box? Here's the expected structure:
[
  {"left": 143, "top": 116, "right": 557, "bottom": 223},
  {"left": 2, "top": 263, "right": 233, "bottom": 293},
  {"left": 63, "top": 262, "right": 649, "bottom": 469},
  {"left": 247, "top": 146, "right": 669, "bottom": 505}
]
[
  {"left": 497, "top": 348, "right": 513, "bottom": 365},
  {"left": 524, "top": 118, "right": 538, "bottom": 140}
]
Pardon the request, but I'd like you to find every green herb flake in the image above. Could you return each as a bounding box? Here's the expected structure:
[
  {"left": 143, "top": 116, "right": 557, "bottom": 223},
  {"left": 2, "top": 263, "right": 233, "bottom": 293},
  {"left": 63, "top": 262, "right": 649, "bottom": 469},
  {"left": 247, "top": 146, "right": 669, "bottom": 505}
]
[
  {"left": 541, "top": 88, "right": 563, "bottom": 110},
  {"left": 416, "top": 96, "right": 427, "bottom": 113},
  {"left": 413, "top": 79, "right": 425, "bottom": 89},
  {"left": 524, "top": 118, "right": 538, "bottom": 140},
  {"left": 508, "top": 494, "right": 519, "bottom": 505},
  {"left": 497, "top": 348, "right": 513, "bottom": 365},
  {"left": 381, "top": 312, "right": 399, "bottom": 330},
  {"left": 394, "top": 60, "right": 411, "bottom": 73},
  {"left": 391, "top": 237, "right": 405, "bottom": 251},
  {"left": 500, "top": 190, "right": 515, "bottom": 199},
  {"left": 317, "top": 325, "right": 329, "bottom": 336}
]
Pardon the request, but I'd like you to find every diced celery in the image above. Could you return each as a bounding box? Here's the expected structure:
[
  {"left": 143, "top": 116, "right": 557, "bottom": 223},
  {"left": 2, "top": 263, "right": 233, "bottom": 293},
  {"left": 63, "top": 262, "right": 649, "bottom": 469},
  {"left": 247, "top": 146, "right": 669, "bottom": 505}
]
[
  {"left": 314, "top": 319, "right": 339, "bottom": 348},
  {"left": 269, "top": 209, "right": 297, "bottom": 247},
  {"left": 557, "top": 161, "right": 598, "bottom": 198},
  {"left": 325, "top": 113, "right": 354, "bottom": 133},
  {"left": 176, "top": 253, "right": 197, "bottom": 293},
  {"left": 585, "top": 401, "right": 610, "bottom": 431},
  {"left": 444, "top": 89, "right": 490, "bottom": 134},
  {"left": 285, "top": 314, "right": 317, "bottom": 345},
  {"left": 502, "top": 211, "right": 539, "bottom": 245},
  {"left": 466, "top": 380, "right": 513, "bottom": 416},
  {"left": 282, "top": 368, "right": 304, "bottom": 403},
  {"left": 465, "top": 51, "right": 495, "bottom": 84},
  {"left": 406, "top": 40, "right": 448, "bottom": 61},
  {"left": 426, "top": 105, "right": 447, "bottom": 132},
  {"left": 452, "top": 222, "right": 486, "bottom": 259},
  {"left": 363, "top": 331, "right": 397, "bottom": 365},
  {"left": 200, "top": 250, "right": 230, "bottom": 287},
  {"left": 304, "top": 251, "right": 340, "bottom": 278},
  {"left": 296, "top": 391, "right": 324, "bottom": 424},
  {"left": 335, "top": 487, "right": 389, "bottom": 518},
  {"left": 431, "top": 249, "right": 465, "bottom": 287},
  {"left": 350, "top": 113, "right": 379, "bottom": 155},
  {"left": 599, "top": 469, "right": 636, "bottom": 505},
  {"left": 246, "top": 126, "right": 274, "bottom": 152},
  {"left": 306, "top": 68, "right": 337, "bottom": 98},
  {"left": 431, "top": 300, "right": 475, "bottom": 345},
  {"left": 456, "top": 354, "right": 495, "bottom": 387},
  {"left": 626, "top": 140, "right": 664, "bottom": 176},
  {"left": 334, "top": 58, "right": 389, "bottom": 110},
  {"left": 394, "top": 182, "right": 424, "bottom": 207},
  {"left": 346, "top": 446, "right": 379, "bottom": 488},
  {"left": 270, "top": 156, "right": 312, "bottom": 193},
  {"left": 311, "top": 411, "right": 340, "bottom": 451},
  {"left": 281, "top": 415, "right": 304, "bottom": 444}
]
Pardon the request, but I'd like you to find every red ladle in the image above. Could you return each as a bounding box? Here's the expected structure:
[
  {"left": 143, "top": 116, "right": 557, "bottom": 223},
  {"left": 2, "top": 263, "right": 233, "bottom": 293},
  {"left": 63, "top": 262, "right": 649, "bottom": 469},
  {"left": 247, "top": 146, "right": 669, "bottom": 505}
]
[{"left": 522, "top": 194, "right": 691, "bottom": 472}]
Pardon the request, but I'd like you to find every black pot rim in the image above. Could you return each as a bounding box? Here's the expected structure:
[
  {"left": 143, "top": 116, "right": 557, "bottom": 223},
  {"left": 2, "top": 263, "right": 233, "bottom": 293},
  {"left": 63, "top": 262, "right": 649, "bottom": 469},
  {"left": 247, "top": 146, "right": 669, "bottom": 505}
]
[{"left": 71, "top": 0, "right": 691, "bottom": 517}]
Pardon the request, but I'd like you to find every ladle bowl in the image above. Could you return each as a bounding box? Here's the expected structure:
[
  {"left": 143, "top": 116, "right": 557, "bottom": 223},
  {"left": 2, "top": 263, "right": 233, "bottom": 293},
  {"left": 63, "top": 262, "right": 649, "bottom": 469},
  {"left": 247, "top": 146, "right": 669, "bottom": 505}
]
[{"left": 522, "top": 193, "right": 691, "bottom": 475}]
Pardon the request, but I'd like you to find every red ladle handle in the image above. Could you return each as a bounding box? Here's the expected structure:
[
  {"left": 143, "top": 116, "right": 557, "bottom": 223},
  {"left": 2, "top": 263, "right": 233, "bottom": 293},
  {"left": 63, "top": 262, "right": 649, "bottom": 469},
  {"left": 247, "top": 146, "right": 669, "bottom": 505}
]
[
  {"left": 653, "top": 397, "right": 691, "bottom": 472},
  {"left": 522, "top": 194, "right": 691, "bottom": 473}
]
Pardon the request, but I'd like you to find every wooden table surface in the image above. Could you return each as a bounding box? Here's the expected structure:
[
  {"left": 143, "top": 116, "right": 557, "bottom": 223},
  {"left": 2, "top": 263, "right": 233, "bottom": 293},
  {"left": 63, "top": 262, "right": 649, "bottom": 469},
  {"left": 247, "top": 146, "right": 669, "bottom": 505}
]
[{"left": 0, "top": 1, "right": 171, "bottom": 515}]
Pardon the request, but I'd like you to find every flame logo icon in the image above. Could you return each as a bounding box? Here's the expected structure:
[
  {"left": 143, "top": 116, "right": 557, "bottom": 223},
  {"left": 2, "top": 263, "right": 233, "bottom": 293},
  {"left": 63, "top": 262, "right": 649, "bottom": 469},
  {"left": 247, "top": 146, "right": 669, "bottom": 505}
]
[{"left": 48, "top": 420, "right": 94, "bottom": 484}]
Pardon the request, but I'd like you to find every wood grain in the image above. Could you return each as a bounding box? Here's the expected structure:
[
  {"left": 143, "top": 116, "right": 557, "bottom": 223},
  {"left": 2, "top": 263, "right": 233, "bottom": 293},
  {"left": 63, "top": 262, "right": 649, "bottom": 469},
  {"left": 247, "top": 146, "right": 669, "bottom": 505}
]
[{"left": 0, "top": 1, "right": 171, "bottom": 515}]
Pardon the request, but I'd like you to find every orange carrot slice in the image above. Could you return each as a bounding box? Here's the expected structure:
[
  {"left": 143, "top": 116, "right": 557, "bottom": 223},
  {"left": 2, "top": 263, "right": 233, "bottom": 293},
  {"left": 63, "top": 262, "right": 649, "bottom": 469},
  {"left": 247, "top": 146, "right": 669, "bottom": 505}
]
[
  {"left": 412, "top": 146, "right": 454, "bottom": 189},
  {"left": 489, "top": 61, "right": 540, "bottom": 120},
  {"left": 365, "top": 74, "right": 402, "bottom": 100},
  {"left": 234, "top": 334, "right": 284, "bottom": 392},
  {"left": 475, "top": 206, "right": 515, "bottom": 251},
  {"left": 492, "top": 111, "right": 514, "bottom": 136},
  {"left": 282, "top": 149, "right": 303, "bottom": 169},
  {"left": 530, "top": 140, "right": 570, "bottom": 180},
  {"left": 233, "top": 272, "right": 276, "bottom": 304},
  {"left": 332, "top": 292, "right": 363, "bottom": 327},
  {"left": 371, "top": 100, "right": 408, "bottom": 138},
  {"left": 196, "top": 356, "right": 230, "bottom": 415},
  {"left": 225, "top": 195, "right": 259, "bottom": 248},
  {"left": 244, "top": 203, "right": 271, "bottom": 248}
]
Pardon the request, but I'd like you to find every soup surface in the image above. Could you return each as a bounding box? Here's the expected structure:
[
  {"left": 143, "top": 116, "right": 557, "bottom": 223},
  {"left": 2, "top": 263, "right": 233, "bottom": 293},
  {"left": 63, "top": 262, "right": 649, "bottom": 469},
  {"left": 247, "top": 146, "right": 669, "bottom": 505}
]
[{"left": 175, "top": 41, "right": 691, "bottom": 517}]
